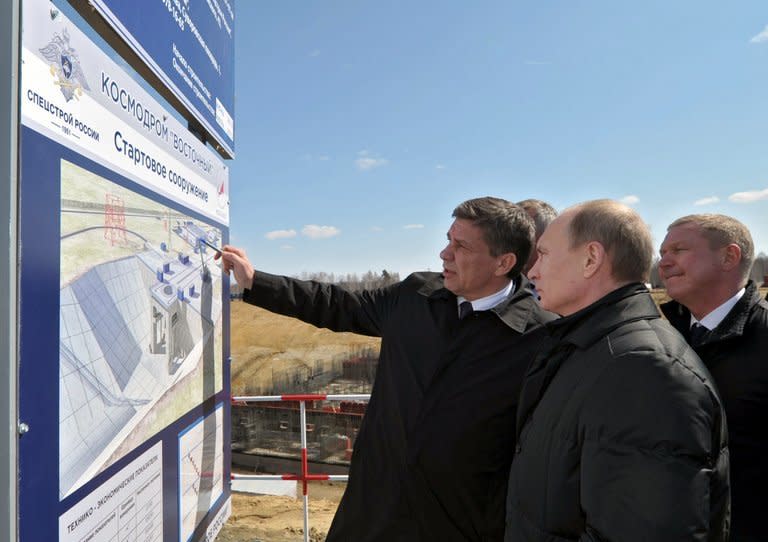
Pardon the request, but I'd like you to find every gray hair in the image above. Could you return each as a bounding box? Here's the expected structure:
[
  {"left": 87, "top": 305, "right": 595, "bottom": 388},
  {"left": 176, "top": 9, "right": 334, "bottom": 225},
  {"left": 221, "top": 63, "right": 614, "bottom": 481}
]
[{"left": 669, "top": 214, "right": 754, "bottom": 283}]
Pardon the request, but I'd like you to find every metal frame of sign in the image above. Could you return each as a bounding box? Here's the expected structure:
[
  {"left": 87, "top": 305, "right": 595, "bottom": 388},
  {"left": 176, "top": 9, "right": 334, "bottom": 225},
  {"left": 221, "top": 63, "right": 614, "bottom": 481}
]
[
  {"left": 1, "top": 0, "right": 20, "bottom": 541},
  {"left": 69, "top": 0, "right": 235, "bottom": 159}
]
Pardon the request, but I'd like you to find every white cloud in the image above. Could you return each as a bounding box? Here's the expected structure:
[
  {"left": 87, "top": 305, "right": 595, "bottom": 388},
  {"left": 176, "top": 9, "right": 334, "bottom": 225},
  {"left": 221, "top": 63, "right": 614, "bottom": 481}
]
[
  {"left": 370, "top": 226, "right": 384, "bottom": 232},
  {"left": 435, "top": 164, "right": 446, "bottom": 170},
  {"left": 302, "top": 225, "right": 341, "bottom": 239},
  {"left": 355, "top": 150, "right": 388, "bottom": 171},
  {"left": 309, "top": 49, "right": 321, "bottom": 57},
  {"left": 356, "top": 156, "right": 388, "bottom": 171},
  {"left": 280, "top": 245, "right": 295, "bottom": 250},
  {"left": 265, "top": 229, "right": 297, "bottom": 240},
  {"left": 619, "top": 195, "right": 640, "bottom": 205},
  {"left": 302, "top": 153, "right": 331, "bottom": 162},
  {"left": 750, "top": 25, "right": 768, "bottom": 43},
  {"left": 524, "top": 60, "right": 551, "bottom": 66},
  {"left": 694, "top": 196, "right": 720, "bottom": 206},
  {"left": 728, "top": 188, "right": 768, "bottom": 203},
  {"left": 403, "top": 224, "right": 425, "bottom": 229}
]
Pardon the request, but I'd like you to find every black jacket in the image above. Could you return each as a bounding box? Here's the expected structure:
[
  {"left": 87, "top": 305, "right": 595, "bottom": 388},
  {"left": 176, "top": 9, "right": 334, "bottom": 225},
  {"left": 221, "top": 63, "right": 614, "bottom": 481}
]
[
  {"left": 244, "top": 271, "right": 554, "bottom": 541},
  {"left": 505, "top": 283, "right": 730, "bottom": 541},
  {"left": 662, "top": 280, "right": 768, "bottom": 541}
]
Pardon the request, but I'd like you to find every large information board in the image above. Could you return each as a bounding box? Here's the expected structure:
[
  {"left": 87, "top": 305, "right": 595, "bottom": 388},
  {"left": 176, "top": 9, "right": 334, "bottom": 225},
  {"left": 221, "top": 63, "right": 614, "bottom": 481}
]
[
  {"left": 88, "top": 0, "right": 235, "bottom": 158},
  {"left": 18, "top": 0, "right": 231, "bottom": 540}
]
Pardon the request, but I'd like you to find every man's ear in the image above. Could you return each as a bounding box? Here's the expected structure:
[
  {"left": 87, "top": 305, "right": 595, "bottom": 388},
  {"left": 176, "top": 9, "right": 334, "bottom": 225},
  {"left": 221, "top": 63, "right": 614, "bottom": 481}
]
[
  {"left": 721, "top": 243, "right": 742, "bottom": 272},
  {"left": 495, "top": 252, "right": 517, "bottom": 277},
  {"left": 582, "top": 241, "right": 606, "bottom": 279}
]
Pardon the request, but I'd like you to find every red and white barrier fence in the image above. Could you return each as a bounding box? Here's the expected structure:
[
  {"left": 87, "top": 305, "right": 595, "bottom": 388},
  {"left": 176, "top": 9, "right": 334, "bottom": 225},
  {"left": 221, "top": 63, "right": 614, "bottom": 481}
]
[{"left": 230, "top": 393, "right": 370, "bottom": 542}]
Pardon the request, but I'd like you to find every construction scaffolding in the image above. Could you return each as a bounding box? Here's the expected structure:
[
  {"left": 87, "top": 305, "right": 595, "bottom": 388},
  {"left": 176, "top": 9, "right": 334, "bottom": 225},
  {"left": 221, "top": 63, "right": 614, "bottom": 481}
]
[
  {"left": 230, "top": 346, "right": 378, "bottom": 540},
  {"left": 103, "top": 193, "right": 127, "bottom": 246},
  {"left": 232, "top": 393, "right": 371, "bottom": 542},
  {"left": 231, "top": 345, "right": 376, "bottom": 467}
]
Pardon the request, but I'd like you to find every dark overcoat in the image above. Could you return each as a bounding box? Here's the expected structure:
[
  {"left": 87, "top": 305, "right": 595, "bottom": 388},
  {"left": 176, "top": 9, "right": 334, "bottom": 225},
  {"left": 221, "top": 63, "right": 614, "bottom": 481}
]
[
  {"left": 662, "top": 280, "right": 768, "bottom": 541},
  {"left": 505, "top": 284, "right": 730, "bottom": 542},
  {"left": 244, "top": 271, "right": 554, "bottom": 541}
]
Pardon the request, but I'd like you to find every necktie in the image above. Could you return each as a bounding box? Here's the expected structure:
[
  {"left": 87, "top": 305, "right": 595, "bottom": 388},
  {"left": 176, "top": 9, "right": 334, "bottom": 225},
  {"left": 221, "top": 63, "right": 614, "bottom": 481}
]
[
  {"left": 689, "top": 323, "right": 708, "bottom": 347},
  {"left": 459, "top": 301, "right": 474, "bottom": 320}
]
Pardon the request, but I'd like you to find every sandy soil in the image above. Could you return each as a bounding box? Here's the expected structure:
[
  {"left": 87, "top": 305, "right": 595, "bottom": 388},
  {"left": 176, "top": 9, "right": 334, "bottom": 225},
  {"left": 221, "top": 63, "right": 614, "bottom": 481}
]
[
  {"left": 230, "top": 301, "right": 380, "bottom": 396},
  {"left": 218, "top": 481, "right": 346, "bottom": 542}
]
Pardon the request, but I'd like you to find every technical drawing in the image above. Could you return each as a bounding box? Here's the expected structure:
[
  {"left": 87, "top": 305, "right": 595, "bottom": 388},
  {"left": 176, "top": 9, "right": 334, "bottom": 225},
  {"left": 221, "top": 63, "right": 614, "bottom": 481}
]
[
  {"left": 178, "top": 405, "right": 224, "bottom": 542},
  {"left": 59, "top": 160, "right": 223, "bottom": 499}
]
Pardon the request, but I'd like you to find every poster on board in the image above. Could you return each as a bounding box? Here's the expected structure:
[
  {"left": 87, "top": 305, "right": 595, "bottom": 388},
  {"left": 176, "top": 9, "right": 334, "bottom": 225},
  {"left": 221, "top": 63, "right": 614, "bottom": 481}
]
[{"left": 18, "top": 0, "right": 231, "bottom": 540}]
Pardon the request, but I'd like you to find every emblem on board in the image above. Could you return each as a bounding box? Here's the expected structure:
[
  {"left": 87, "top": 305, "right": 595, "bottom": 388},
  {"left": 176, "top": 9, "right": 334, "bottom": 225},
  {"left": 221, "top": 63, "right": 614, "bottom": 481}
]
[{"left": 39, "top": 28, "right": 90, "bottom": 102}]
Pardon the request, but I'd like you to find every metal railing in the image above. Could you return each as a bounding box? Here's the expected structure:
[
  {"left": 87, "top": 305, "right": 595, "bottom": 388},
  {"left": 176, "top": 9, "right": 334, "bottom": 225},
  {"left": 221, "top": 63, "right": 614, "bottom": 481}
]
[{"left": 231, "top": 393, "right": 371, "bottom": 542}]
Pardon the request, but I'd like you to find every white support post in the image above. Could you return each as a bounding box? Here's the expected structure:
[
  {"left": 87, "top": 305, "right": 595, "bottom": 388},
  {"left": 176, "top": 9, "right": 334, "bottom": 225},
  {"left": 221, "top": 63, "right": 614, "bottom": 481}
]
[
  {"left": 230, "top": 393, "right": 372, "bottom": 540},
  {"left": 299, "top": 400, "right": 310, "bottom": 542}
]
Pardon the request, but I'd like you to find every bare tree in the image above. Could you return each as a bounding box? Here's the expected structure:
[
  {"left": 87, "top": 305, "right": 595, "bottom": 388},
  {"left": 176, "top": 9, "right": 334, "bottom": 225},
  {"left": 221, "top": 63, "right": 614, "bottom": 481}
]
[{"left": 311, "top": 269, "right": 401, "bottom": 291}]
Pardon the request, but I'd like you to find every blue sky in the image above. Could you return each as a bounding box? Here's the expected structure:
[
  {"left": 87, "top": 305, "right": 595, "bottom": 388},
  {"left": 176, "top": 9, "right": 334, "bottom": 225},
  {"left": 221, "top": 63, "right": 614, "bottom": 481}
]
[
  {"left": 229, "top": 2, "right": 768, "bottom": 278},
  {"left": 66, "top": 1, "right": 768, "bottom": 278}
]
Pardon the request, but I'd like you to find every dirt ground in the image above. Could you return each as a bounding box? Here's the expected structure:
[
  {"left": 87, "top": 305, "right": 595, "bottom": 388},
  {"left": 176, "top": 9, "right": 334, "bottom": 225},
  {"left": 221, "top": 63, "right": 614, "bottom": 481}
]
[
  {"left": 217, "top": 481, "right": 346, "bottom": 542},
  {"left": 229, "top": 301, "right": 380, "bottom": 396}
]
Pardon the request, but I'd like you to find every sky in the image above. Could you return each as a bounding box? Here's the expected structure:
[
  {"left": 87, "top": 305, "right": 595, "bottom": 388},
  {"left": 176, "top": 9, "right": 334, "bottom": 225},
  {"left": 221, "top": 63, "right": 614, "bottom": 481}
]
[{"left": 66, "top": 1, "right": 768, "bottom": 279}]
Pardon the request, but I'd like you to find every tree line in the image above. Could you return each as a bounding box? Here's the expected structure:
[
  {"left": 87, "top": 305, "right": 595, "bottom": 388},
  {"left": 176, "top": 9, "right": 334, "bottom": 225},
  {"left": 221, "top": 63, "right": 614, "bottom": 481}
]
[{"left": 296, "top": 269, "right": 401, "bottom": 291}]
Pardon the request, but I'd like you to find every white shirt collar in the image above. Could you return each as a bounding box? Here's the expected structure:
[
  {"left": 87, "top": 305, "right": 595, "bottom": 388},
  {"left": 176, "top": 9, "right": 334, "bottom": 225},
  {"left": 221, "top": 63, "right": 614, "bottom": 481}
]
[
  {"left": 457, "top": 280, "right": 514, "bottom": 313},
  {"left": 690, "top": 287, "right": 745, "bottom": 330}
]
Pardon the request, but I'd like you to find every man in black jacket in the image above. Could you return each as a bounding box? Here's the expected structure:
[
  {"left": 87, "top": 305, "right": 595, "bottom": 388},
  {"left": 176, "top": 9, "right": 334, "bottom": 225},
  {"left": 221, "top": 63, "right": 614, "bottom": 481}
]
[
  {"left": 659, "top": 214, "right": 767, "bottom": 542},
  {"left": 505, "top": 199, "right": 729, "bottom": 542},
  {"left": 219, "top": 197, "right": 555, "bottom": 541}
]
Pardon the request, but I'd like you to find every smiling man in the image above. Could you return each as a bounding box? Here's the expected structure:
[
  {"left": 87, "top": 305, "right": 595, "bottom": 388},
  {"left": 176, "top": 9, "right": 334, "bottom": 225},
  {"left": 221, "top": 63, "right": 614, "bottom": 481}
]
[
  {"left": 505, "top": 200, "right": 729, "bottom": 542},
  {"left": 218, "top": 196, "right": 555, "bottom": 541},
  {"left": 659, "top": 214, "right": 768, "bottom": 542}
]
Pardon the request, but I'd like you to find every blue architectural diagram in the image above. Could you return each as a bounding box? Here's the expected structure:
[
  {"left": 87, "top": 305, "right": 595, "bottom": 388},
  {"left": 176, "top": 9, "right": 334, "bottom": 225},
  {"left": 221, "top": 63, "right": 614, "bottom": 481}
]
[{"left": 59, "top": 160, "right": 223, "bottom": 498}]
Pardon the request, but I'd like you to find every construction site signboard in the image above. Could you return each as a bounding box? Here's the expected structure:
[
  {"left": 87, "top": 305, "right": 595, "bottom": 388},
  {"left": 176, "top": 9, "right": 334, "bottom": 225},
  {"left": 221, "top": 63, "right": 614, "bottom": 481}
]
[
  {"left": 18, "top": 0, "right": 231, "bottom": 540},
  {"left": 88, "top": 0, "right": 235, "bottom": 158}
]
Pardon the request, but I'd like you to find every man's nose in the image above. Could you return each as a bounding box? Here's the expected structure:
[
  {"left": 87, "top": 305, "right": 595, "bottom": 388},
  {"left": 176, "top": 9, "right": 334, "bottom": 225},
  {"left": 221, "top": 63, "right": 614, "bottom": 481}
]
[
  {"left": 528, "top": 260, "right": 540, "bottom": 281},
  {"left": 440, "top": 245, "right": 452, "bottom": 261}
]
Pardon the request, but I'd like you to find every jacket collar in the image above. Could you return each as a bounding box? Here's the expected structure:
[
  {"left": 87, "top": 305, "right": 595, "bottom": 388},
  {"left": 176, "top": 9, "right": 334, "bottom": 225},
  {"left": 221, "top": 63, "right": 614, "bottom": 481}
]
[
  {"left": 546, "top": 282, "right": 660, "bottom": 349},
  {"left": 417, "top": 273, "right": 542, "bottom": 333},
  {"left": 660, "top": 280, "right": 761, "bottom": 344},
  {"left": 417, "top": 273, "right": 453, "bottom": 300}
]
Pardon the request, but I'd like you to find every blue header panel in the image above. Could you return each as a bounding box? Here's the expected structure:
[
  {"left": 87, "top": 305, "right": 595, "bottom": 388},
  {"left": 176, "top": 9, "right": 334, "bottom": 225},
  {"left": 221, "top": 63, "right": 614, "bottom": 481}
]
[{"left": 90, "top": 0, "right": 235, "bottom": 158}]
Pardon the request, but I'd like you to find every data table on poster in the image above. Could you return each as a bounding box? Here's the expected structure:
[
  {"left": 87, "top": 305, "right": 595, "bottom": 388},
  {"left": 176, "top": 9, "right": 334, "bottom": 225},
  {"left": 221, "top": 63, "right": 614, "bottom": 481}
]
[{"left": 59, "top": 442, "right": 163, "bottom": 542}]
